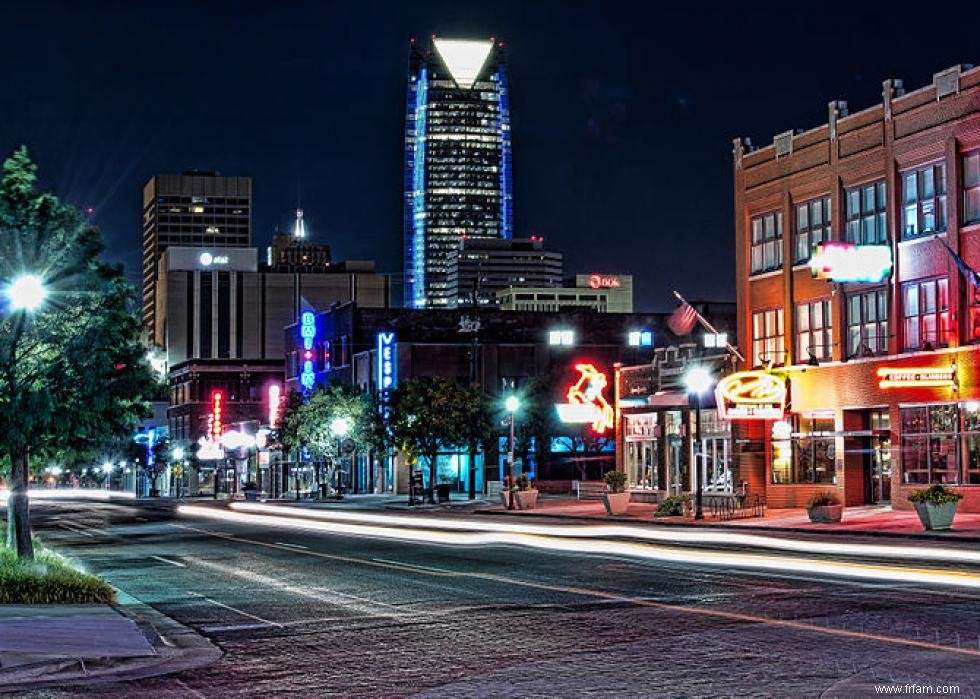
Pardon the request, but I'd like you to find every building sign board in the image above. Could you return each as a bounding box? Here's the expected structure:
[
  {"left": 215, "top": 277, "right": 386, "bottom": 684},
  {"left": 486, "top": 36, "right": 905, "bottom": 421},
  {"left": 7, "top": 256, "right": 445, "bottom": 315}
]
[
  {"left": 199, "top": 252, "right": 230, "bottom": 266},
  {"left": 376, "top": 332, "right": 397, "bottom": 390},
  {"left": 715, "top": 371, "right": 787, "bottom": 421},
  {"left": 300, "top": 312, "right": 317, "bottom": 391},
  {"left": 810, "top": 242, "right": 892, "bottom": 283},
  {"left": 877, "top": 366, "right": 957, "bottom": 389},
  {"left": 588, "top": 274, "right": 621, "bottom": 289}
]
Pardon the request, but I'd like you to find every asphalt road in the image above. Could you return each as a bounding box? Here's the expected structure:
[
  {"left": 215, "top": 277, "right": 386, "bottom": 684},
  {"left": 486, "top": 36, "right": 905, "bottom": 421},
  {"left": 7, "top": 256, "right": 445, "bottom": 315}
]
[{"left": 20, "top": 499, "right": 980, "bottom": 698}]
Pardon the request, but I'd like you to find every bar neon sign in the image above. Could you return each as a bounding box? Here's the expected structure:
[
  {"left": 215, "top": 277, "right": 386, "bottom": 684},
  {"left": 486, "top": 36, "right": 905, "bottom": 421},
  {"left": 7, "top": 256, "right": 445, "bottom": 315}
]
[
  {"left": 555, "top": 363, "right": 614, "bottom": 434},
  {"left": 268, "top": 384, "right": 281, "bottom": 427},
  {"left": 377, "top": 332, "right": 396, "bottom": 390},
  {"left": 810, "top": 242, "right": 892, "bottom": 283},
  {"left": 300, "top": 311, "right": 316, "bottom": 391},
  {"left": 877, "top": 366, "right": 956, "bottom": 389},
  {"left": 715, "top": 371, "right": 786, "bottom": 420}
]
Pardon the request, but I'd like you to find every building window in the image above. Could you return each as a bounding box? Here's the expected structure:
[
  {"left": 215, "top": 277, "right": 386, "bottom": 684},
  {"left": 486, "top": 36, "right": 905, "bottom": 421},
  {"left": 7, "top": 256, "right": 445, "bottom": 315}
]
[
  {"left": 750, "top": 210, "right": 783, "bottom": 274},
  {"left": 901, "top": 162, "right": 946, "bottom": 240},
  {"left": 902, "top": 277, "right": 949, "bottom": 350},
  {"left": 845, "top": 180, "right": 887, "bottom": 244},
  {"left": 901, "top": 405, "right": 961, "bottom": 485},
  {"left": 964, "top": 150, "right": 980, "bottom": 225},
  {"left": 548, "top": 330, "right": 575, "bottom": 346},
  {"left": 845, "top": 288, "right": 888, "bottom": 357},
  {"left": 771, "top": 416, "right": 836, "bottom": 484},
  {"left": 796, "top": 298, "right": 832, "bottom": 362},
  {"left": 752, "top": 308, "right": 784, "bottom": 366},
  {"left": 794, "top": 197, "right": 831, "bottom": 264}
]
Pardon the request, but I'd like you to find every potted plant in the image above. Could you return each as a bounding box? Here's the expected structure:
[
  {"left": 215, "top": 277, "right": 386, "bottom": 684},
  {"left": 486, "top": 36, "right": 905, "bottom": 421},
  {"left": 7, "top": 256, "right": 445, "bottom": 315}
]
[
  {"left": 806, "top": 491, "right": 843, "bottom": 523},
  {"left": 908, "top": 485, "right": 962, "bottom": 531},
  {"left": 243, "top": 481, "right": 259, "bottom": 502},
  {"left": 602, "top": 470, "right": 630, "bottom": 515},
  {"left": 513, "top": 474, "right": 539, "bottom": 510}
]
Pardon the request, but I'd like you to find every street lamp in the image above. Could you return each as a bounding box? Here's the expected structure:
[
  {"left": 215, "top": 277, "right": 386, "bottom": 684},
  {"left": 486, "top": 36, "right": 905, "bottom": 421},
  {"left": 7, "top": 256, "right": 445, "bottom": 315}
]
[
  {"left": 685, "top": 367, "right": 713, "bottom": 521},
  {"left": 7, "top": 274, "right": 48, "bottom": 312},
  {"left": 172, "top": 447, "right": 185, "bottom": 461},
  {"left": 505, "top": 395, "right": 520, "bottom": 511},
  {"left": 330, "top": 417, "right": 351, "bottom": 498}
]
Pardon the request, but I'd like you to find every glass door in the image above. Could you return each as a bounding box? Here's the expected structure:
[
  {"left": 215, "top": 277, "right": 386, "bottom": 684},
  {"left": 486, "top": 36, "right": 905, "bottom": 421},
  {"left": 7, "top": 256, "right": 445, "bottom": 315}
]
[{"left": 869, "top": 410, "right": 891, "bottom": 504}]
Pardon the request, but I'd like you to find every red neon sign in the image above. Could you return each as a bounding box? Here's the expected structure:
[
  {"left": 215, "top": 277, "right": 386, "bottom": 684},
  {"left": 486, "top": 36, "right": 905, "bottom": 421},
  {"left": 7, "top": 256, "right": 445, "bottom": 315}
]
[
  {"left": 588, "top": 274, "right": 621, "bottom": 289},
  {"left": 556, "top": 363, "right": 614, "bottom": 434},
  {"left": 210, "top": 391, "right": 223, "bottom": 443}
]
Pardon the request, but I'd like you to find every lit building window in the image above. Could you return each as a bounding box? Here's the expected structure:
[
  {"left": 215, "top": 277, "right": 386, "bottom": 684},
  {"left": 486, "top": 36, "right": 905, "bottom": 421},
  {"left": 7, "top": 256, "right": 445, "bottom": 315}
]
[
  {"left": 752, "top": 308, "right": 784, "bottom": 366},
  {"left": 845, "top": 288, "right": 889, "bottom": 358},
  {"left": 796, "top": 298, "right": 832, "bottom": 362},
  {"left": 845, "top": 180, "right": 887, "bottom": 245},
  {"left": 549, "top": 330, "right": 574, "bottom": 346},
  {"left": 964, "top": 150, "right": 980, "bottom": 224},
  {"left": 703, "top": 332, "right": 728, "bottom": 348},
  {"left": 794, "top": 196, "right": 831, "bottom": 264},
  {"left": 750, "top": 210, "right": 783, "bottom": 274},
  {"left": 902, "top": 277, "right": 949, "bottom": 350},
  {"left": 628, "top": 330, "right": 654, "bottom": 347},
  {"left": 901, "top": 404, "right": 963, "bottom": 484},
  {"left": 901, "top": 162, "right": 946, "bottom": 240},
  {"left": 771, "top": 416, "right": 836, "bottom": 484}
]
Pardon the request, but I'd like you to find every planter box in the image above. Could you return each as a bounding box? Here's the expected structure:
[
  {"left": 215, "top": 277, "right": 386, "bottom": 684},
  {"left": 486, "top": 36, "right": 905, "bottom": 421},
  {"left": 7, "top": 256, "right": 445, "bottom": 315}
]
[
  {"left": 244, "top": 490, "right": 259, "bottom": 502},
  {"left": 913, "top": 501, "right": 958, "bottom": 531},
  {"left": 500, "top": 491, "right": 512, "bottom": 508},
  {"left": 603, "top": 492, "right": 631, "bottom": 516},
  {"left": 514, "top": 490, "right": 539, "bottom": 510},
  {"left": 807, "top": 504, "right": 843, "bottom": 523}
]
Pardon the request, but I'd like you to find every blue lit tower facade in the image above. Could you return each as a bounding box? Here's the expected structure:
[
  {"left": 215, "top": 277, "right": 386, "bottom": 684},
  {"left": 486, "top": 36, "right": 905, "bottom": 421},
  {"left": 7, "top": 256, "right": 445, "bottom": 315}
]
[{"left": 404, "top": 36, "right": 513, "bottom": 308}]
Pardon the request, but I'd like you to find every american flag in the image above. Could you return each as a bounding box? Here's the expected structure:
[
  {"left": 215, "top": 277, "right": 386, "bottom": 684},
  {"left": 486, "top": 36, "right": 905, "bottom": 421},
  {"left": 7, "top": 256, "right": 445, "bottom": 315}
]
[{"left": 667, "top": 302, "right": 698, "bottom": 336}]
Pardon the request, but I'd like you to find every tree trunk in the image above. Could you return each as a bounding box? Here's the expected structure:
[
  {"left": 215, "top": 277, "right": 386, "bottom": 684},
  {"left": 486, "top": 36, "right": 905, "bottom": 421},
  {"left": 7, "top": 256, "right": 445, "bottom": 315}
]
[
  {"left": 468, "top": 445, "right": 477, "bottom": 500},
  {"left": 6, "top": 450, "right": 35, "bottom": 559},
  {"left": 427, "top": 452, "right": 437, "bottom": 503}
]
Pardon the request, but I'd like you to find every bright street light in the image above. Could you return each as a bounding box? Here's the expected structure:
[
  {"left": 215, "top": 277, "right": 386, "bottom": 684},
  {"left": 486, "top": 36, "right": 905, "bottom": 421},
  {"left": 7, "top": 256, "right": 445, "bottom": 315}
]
[
  {"left": 685, "top": 367, "right": 713, "bottom": 395},
  {"left": 330, "top": 416, "right": 351, "bottom": 438},
  {"left": 7, "top": 274, "right": 47, "bottom": 312},
  {"left": 172, "top": 447, "right": 185, "bottom": 461},
  {"left": 101, "top": 462, "right": 113, "bottom": 474},
  {"left": 505, "top": 395, "right": 520, "bottom": 413}
]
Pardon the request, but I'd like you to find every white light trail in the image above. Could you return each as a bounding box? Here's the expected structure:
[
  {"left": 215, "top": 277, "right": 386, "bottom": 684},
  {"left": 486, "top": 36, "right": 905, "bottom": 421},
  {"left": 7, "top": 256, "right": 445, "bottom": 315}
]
[
  {"left": 228, "top": 502, "right": 980, "bottom": 566},
  {"left": 0, "top": 488, "right": 135, "bottom": 504},
  {"left": 182, "top": 505, "right": 980, "bottom": 590}
]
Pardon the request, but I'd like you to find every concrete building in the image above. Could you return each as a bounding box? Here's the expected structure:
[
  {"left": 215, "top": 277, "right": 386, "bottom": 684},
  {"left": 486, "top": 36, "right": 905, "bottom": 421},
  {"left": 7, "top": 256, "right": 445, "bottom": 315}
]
[
  {"left": 496, "top": 274, "right": 634, "bottom": 313},
  {"left": 142, "top": 172, "right": 251, "bottom": 343},
  {"left": 732, "top": 63, "right": 980, "bottom": 512},
  {"left": 446, "top": 237, "right": 563, "bottom": 307}
]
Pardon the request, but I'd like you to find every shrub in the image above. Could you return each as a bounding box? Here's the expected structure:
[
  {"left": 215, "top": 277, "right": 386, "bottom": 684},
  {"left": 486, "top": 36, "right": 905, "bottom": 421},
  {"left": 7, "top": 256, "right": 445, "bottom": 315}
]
[
  {"left": 806, "top": 490, "right": 842, "bottom": 510},
  {"left": 514, "top": 474, "right": 532, "bottom": 492},
  {"left": 655, "top": 494, "right": 691, "bottom": 517},
  {"left": 907, "top": 484, "right": 963, "bottom": 505},
  {"left": 0, "top": 541, "right": 115, "bottom": 605},
  {"left": 603, "top": 470, "right": 628, "bottom": 494}
]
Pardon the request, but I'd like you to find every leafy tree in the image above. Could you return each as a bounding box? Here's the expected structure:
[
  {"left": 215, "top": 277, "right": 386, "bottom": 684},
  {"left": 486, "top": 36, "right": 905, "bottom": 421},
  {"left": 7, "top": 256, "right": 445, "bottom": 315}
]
[
  {"left": 389, "top": 377, "right": 485, "bottom": 497},
  {"left": 277, "top": 384, "right": 373, "bottom": 494},
  {"left": 456, "top": 384, "right": 495, "bottom": 499},
  {"left": 0, "top": 147, "right": 155, "bottom": 558}
]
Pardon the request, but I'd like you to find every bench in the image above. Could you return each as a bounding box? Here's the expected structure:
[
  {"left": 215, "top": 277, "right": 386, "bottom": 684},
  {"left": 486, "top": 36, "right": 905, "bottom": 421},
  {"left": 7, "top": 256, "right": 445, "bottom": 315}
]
[
  {"left": 703, "top": 483, "right": 765, "bottom": 520},
  {"left": 573, "top": 480, "right": 608, "bottom": 501}
]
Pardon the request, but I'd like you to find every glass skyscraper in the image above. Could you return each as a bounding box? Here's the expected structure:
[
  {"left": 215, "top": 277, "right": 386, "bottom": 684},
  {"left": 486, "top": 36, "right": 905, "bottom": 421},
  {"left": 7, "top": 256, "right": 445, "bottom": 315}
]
[{"left": 404, "top": 36, "right": 513, "bottom": 308}]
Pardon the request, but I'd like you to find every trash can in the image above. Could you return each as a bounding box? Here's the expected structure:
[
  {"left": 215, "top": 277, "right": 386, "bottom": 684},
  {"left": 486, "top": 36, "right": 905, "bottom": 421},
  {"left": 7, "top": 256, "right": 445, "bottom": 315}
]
[{"left": 435, "top": 483, "right": 451, "bottom": 503}]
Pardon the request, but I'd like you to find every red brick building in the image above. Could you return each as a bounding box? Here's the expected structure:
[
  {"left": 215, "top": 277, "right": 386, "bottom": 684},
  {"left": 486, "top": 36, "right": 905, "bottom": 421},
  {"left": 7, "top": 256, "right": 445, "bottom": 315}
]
[{"left": 734, "top": 63, "right": 980, "bottom": 512}]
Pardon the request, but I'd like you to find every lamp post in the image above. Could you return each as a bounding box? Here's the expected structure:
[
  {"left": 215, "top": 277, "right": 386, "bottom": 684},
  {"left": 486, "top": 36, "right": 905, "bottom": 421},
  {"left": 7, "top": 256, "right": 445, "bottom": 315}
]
[
  {"left": 330, "top": 416, "right": 351, "bottom": 498},
  {"left": 684, "top": 367, "right": 713, "bottom": 521},
  {"left": 505, "top": 395, "right": 520, "bottom": 510}
]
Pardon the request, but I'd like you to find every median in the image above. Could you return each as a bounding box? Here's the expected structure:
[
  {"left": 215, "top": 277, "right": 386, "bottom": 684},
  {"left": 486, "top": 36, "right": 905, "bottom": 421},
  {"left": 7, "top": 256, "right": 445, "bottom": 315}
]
[{"left": 0, "top": 539, "right": 115, "bottom": 604}]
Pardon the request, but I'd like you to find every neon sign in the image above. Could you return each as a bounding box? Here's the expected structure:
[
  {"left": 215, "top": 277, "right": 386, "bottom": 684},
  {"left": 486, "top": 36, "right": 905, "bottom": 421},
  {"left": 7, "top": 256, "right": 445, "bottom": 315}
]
[
  {"left": 268, "top": 384, "right": 281, "bottom": 427},
  {"left": 715, "top": 371, "right": 787, "bottom": 420},
  {"left": 588, "top": 274, "right": 621, "bottom": 289},
  {"left": 300, "top": 311, "right": 317, "bottom": 391},
  {"left": 810, "top": 242, "right": 892, "bottom": 283},
  {"left": 376, "top": 332, "right": 397, "bottom": 390},
  {"left": 877, "top": 366, "right": 956, "bottom": 389},
  {"left": 555, "top": 363, "right": 614, "bottom": 434}
]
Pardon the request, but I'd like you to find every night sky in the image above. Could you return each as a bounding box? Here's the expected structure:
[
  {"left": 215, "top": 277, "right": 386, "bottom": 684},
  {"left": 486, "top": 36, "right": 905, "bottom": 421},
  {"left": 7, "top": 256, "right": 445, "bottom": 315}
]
[{"left": 3, "top": 2, "right": 980, "bottom": 310}]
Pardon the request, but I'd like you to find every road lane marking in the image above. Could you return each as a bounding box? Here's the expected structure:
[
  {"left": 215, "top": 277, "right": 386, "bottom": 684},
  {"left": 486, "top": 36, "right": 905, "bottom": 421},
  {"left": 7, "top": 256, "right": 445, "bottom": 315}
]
[
  {"left": 188, "top": 592, "right": 283, "bottom": 628},
  {"left": 58, "top": 522, "right": 95, "bottom": 537},
  {"left": 372, "top": 558, "right": 457, "bottom": 574},
  {"left": 150, "top": 555, "right": 185, "bottom": 567},
  {"left": 171, "top": 522, "right": 980, "bottom": 660},
  {"left": 275, "top": 541, "right": 309, "bottom": 550},
  {"left": 200, "top": 622, "right": 279, "bottom": 633}
]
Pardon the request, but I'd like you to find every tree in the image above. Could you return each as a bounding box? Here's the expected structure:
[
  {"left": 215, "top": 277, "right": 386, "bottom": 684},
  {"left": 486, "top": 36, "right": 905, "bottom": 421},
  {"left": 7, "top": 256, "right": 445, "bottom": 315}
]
[
  {"left": 389, "top": 377, "right": 484, "bottom": 498},
  {"left": 0, "top": 147, "right": 155, "bottom": 558},
  {"left": 277, "top": 384, "right": 373, "bottom": 494}
]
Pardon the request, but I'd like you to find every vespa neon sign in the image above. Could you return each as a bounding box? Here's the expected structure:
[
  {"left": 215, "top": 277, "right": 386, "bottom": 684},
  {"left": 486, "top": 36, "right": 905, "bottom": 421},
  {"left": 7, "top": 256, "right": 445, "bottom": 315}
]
[{"left": 377, "top": 332, "right": 397, "bottom": 390}]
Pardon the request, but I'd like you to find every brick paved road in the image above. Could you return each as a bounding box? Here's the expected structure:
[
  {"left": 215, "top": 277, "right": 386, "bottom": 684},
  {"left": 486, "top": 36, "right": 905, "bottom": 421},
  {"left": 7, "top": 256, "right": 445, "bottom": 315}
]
[{"left": 22, "top": 501, "right": 980, "bottom": 698}]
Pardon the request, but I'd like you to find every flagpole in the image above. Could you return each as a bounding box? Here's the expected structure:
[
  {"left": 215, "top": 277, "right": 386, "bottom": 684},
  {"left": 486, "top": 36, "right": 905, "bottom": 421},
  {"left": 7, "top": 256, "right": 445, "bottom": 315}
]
[{"left": 672, "top": 290, "right": 746, "bottom": 362}]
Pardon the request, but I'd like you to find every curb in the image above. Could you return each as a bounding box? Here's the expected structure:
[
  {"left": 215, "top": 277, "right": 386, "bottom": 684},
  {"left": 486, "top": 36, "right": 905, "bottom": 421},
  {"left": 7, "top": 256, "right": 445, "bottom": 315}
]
[
  {"left": 0, "top": 593, "right": 221, "bottom": 692},
  {"left": 471, "top": 508, "right": 980, "bottom": 544}
]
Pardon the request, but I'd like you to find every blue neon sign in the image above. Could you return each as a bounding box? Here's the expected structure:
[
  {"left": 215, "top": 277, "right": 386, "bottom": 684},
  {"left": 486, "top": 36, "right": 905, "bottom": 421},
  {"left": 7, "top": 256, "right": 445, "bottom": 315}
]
[
  {"left": 300, "top": 312, "right": 317, "bottom": 391},
  {"left": 377, "top": 332, "right": 396, "bottom": 391}
]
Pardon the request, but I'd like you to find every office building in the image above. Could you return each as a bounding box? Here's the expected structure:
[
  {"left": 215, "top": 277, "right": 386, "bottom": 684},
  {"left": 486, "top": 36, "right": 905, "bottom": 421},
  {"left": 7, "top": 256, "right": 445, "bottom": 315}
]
[
  {"left": 266, "top": 210, "right": 333, "bottom": 273},
  {"left": 404, "top": 36, "right": 513, "bottom": 308},
  {"left": 496, "top": 274, "right": 634, "bottom": 313},
  {"left": 447, "top": 237, "right": 563, "bottom": 307},
  {"left": 732, "top": 63, "right": 980, "bottom": 512},
  {"left": 142, "top": 172, "right": 251, "bottom": 344}
]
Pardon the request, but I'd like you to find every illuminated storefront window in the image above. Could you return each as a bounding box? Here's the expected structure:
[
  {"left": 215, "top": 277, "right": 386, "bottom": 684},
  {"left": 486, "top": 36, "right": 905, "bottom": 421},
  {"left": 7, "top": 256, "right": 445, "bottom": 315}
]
[
  {"left": 901, "top": 403, "right": 980, "bottom": 485},
  {"left": 770, "top": 416, "right": 836, "bottom": 484}
]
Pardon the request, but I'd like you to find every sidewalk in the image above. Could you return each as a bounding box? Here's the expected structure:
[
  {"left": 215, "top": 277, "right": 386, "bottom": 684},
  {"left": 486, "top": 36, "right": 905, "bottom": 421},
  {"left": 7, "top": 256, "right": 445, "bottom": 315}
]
[
  {"left": 251, "top": 492, "right": 493, "bottom": 511},
  {"left": 0, "top": 599, "right": 220, "bottom": 690},
  {"left": 475, "top": 495, "right": 980, "bottom": 541}
]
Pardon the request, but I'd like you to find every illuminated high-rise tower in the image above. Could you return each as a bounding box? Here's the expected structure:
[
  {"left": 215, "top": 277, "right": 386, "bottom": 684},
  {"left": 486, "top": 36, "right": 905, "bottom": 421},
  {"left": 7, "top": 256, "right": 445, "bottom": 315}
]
[{"left": 404, "top": 36, "right": 513, "bottom": 308}]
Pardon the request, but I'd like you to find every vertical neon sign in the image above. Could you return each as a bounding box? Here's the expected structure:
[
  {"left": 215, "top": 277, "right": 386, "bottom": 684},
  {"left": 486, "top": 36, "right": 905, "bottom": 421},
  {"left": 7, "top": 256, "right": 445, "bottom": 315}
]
[
  {"left": 300, "top": 311, "right": 317, "bottom": 392},
  {"left": 210, "top": 391, "right": 223, "bottom": 443},
  {"left": 268, "top": 384, "right": 281, "bottom": 427},
  {"left": 377, "top": 332, "right": 396, "bottom": 390}
]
